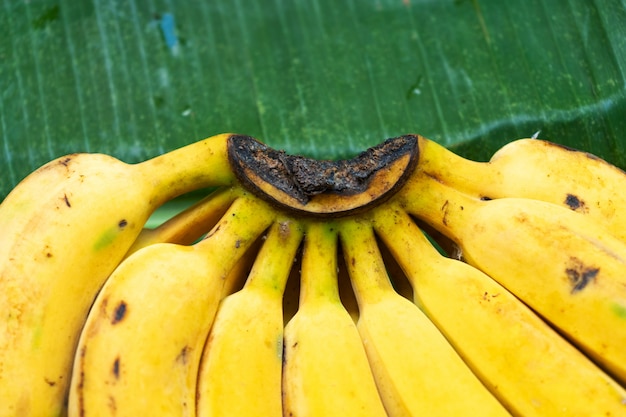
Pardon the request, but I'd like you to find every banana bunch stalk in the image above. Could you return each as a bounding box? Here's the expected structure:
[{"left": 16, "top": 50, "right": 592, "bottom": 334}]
[{"left": 1, "top": 132, "right": 625, "bottom": 416}]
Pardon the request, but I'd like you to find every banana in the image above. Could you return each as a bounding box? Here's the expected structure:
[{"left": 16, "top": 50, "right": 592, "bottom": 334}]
[
  {"left": 195, "top": 218, "right": 303, "bottom": 417},
  {"left": 416, "top": 135, "right": 626, "bottom": 242},
  {"left": 399, "top": 170, "right": 626, "bottom": 385},
  {"left": 372, "top": 205, "right": 626, "bottom": 416},
  {"left": 0, "top": 133, "right": 235, "bottom": 417},
  {"left": 67, "top": 194, "right": 275, "bottom": 417},
  {"left": 126, "top": 185, "right": 255, "bottom": 299},
  {"left": 125, "top": 186, "right": 239, "bottom": 255},
  {"left": 282, "top": 221, "right": 387, "bottom": 417},
  {"left": 338, "top": 218, "right": 511, "bottom": 417}
]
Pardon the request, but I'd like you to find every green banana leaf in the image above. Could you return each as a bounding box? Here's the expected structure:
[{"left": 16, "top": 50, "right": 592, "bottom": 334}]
[{"left": 1, "top": 0, "right": 625, "bottom": 207}]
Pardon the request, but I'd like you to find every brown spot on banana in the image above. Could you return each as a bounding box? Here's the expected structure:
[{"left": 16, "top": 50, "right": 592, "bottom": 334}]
[
  {"left": 564, "top": 193, "right": 589, "bottom": 213},
  {"left": 481, "top": 292, "right": 500, "bottom": 302},
  {"left": 566, "top": 257, "right": 599, "bottom": 293},
  {"left": 278, "top": 221, "right": 293, "bottom": 243},
  {"left": 176, "top": 346, "right": 191, "bottom": 365},
  {"left": 76, "top": 345, "right": 87, "bottom": 417},
  {"left": 107, "top": 395, "right": 117, "bottom": 414},
  {"left": 59, "top": 156, "right": 72, "bottom": 167},
  {"left": 112, "top": 357, "right": 120, "bottom": 379},
  {"left": 111, "top": 301, "right": 127, "bottom": 324},
  {"left": 441, "top": 200, "right": 449, "bottom": 226},
  {"left": 228, "top": 134, "right": 419, "bottom": 217}
]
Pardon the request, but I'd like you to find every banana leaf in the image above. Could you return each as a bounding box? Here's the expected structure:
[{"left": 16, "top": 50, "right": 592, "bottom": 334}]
[{"left": 1, "top": 0, "right": 625, "bottom": 207}]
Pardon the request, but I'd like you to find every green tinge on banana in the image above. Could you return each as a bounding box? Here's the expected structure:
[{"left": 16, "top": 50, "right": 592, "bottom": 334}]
[
  {"left": 372, "top": 205, "right": 626, "bottom": 416},
  {"left": 399, "top": 170, "right": 626, "bottom": 385},
  {"left": 68, "top": 195, "right": 276, "bottom": 417},
  {"left": 0, "top": 134, "right": 233, "bottom": 417},
  {"left": 338, "top": 219, "right": 511, "bottom": 417},
  {"left": 282, "top": 221, "right": 388, "bottom": 417},
  {"left": 196, "top": 218, "right": 303, "bottom": 417}
]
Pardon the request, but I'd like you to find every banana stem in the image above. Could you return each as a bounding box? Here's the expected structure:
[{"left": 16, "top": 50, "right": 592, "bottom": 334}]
[
  {"left": 418, "top": 136, "right": 492, "bottom": 195},
  {"left": 136, "top": 134, "right": 236, "bottom": 206},
  {"left": 338, "top": 219, "right": 394, "bottom": 307},
  {"left": 195, "top": 195, "right": 277, "bottom": 273},
  {"left": 371, "top": 203, "right": 440, "bottom": 267},
  {"left": 243, "top": 219, "right": 304, "bottom": 295},
  {"left": 370, "top": 205, "right": 452, "bottom": 309},
  {"left": 126, "top": 187, "right": 240, "bottom": 256},
  {"left": 397, "top": 170, "right": 481, "bottom": 241},
  {"left": 299, "top": 222, "right": 340, "bottom": 307}
]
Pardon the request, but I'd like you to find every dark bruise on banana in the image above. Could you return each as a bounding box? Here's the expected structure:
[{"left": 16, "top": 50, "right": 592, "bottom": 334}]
[
  {"left": 227, "top": 134, "right": 419, "bottom": 217},
  {"left": 566, "top": 257, "right": 599, "bottom": 294},
  {"left": 565, "top": 193, "right": 588, "bottom": 213}
]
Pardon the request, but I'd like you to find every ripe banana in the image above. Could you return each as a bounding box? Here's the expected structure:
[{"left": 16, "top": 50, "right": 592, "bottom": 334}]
[
  {"left": 124, "top": 184, "right": 254, "bottom": 298},
  {"left": 0, "top": 133, "right": 234, "bottom": 417},
  {"left": 196, "top": 218, "right": 303, "bottom": 417},
  {"left": 125, "top": 186, "right": 239, "bottom": 255},
  {"left": 399, "top": 170, "right": 626, "bottom": 385},
  {"left": 372, "top": 205, "right": 626, "bottom": 416},
  {"left": 338, "top": 218, "right": 511, "bottom": 417},
  {"left": 282, "top": 221, "right": 387, "bottom": 417},
  {"left": 416, "top": 135, "right": 626, "bottom": 242},
  {"left": 67, "top": 194, "right": 275, "bottom": 417}
]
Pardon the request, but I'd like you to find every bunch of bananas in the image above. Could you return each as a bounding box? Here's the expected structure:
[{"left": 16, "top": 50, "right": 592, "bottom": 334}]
[{"left": 1, "top": 132, "right": 625, "bottom": 417}]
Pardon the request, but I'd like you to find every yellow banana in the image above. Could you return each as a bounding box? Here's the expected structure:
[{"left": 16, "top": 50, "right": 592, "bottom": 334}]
[
  {"left": 416, "top": 135, "right": 626, "bottom": 241},
  {"left": 338, "top": 218, "right": 511, "bottom": 417},
  {"left": 125, "top": 186, "right": 239, "bottom": 254},
  {"left": 0, "top": 134, "right": 234, "bottom": 417},
  {"left": 125, "top": 184, "right": 254, "bottom": 299},
  {"left": 195, "top": 218, "right": 302, "bottom": 417},
  {"left": 67, "top": 195, "right": 275, "bottom": 417},
  {"left": 282, "top": 222, "right": 387, "bottom": 417},
  {"left": 399, "top": 170, "right": 626, "bottom": 385},
  {"left": 372, "top": 205, "right": 626, "bottom": 416}
]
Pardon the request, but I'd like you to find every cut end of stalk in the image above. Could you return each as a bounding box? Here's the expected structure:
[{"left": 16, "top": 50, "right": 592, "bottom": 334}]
[{"left": 227, "top": 134, "right": 419, "bottom": 217}]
